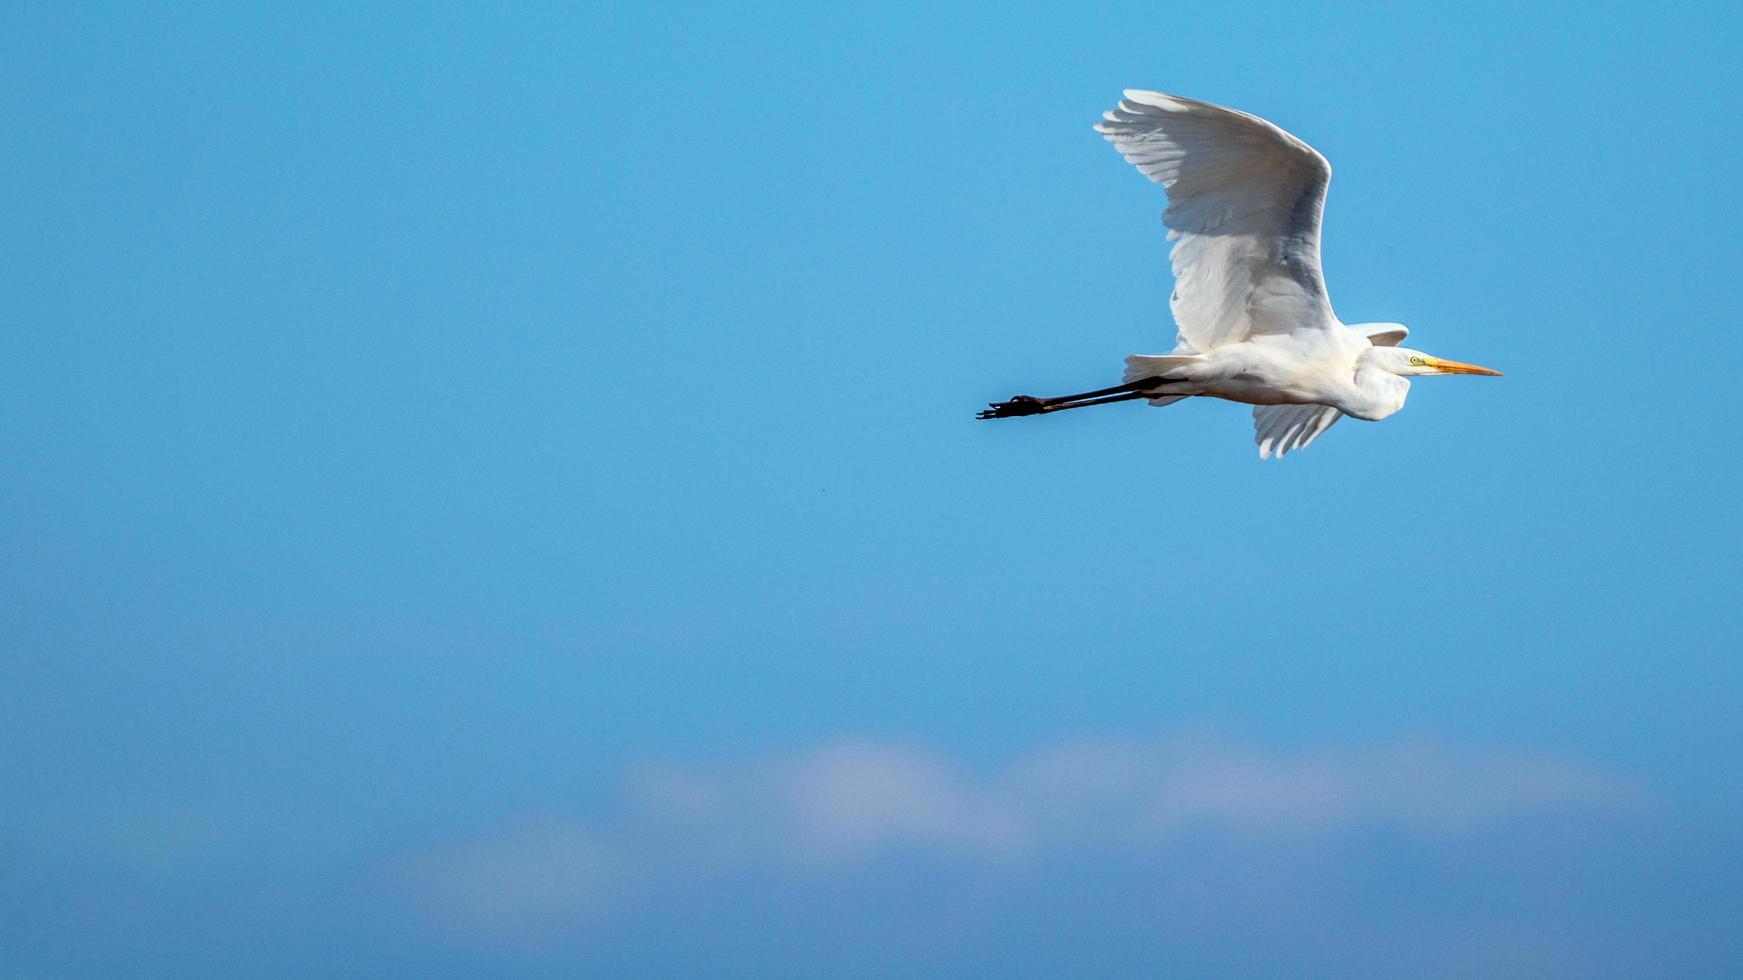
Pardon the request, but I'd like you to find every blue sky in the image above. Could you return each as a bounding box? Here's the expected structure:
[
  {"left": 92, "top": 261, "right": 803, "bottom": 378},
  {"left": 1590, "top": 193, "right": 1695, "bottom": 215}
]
[{"left": 3, "top": 1, "right": 1741, "bottom": 975}]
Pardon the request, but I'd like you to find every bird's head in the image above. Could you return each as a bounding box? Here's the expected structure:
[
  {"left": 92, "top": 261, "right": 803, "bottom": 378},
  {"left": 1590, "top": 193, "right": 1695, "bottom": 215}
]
[{"left": 1373, "top": 346, "right": 1502, "bottom": 378}]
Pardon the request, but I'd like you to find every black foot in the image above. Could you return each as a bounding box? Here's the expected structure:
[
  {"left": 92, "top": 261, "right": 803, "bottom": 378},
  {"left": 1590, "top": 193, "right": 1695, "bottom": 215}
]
[{"left": 976, "top": 395, "right": 1051, "bottom": 420}]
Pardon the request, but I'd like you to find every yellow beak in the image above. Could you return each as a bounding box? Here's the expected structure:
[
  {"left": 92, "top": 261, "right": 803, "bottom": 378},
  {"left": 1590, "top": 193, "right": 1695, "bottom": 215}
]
[{"left": 1428, "top": 357, "right": 1503, "bottom": 377}]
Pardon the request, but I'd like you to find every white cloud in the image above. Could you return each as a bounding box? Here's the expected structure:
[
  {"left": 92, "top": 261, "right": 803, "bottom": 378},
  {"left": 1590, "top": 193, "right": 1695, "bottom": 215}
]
[
  {"left": 397, "top": 731, "right": 1639, "bottom": 946},
  {"left": 628, "top": 740, "right": 1034, "bottom": 864},
  {"left": 398, "top": 815, "right": 621, "bottom": 948}
]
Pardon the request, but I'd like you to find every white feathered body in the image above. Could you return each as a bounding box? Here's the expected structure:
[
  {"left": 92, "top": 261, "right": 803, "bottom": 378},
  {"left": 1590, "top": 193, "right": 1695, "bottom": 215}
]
[
  {"left": 1126, "top": 326, "right": 1410, "bottom": 419},
  {"left": 1094, "top": 91, "right": 1423, "bottom": 456},
  {"left": 979, "top": 90, "right": 1493, "bottom": 456}
]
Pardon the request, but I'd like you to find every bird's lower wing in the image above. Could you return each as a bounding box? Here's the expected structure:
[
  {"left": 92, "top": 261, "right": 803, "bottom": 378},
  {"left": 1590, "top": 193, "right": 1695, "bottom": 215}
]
[{"left": 1253, "top": 404, "right": 1342, "bottom": 459}]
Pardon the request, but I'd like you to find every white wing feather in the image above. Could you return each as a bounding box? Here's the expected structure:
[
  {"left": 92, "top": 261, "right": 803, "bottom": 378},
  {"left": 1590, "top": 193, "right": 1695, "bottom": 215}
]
[
  {"left": 1253, "top": 404, "right": 1342, "bottom": 459},
  {"left": 1096, "top": 91, "right": 1336, "bottom": 353},
  {"left": 1361, "top": 322, "right": 1410, "bottom": 347}
]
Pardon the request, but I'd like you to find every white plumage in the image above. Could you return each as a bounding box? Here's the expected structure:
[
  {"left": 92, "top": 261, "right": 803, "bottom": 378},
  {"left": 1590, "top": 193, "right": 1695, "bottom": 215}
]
[
  {"left": 979, "top": 90, "right": 1500, "bottom": 458},
  {"left": 1098, "top": 90, "right": 1334, "bottom": 355}
]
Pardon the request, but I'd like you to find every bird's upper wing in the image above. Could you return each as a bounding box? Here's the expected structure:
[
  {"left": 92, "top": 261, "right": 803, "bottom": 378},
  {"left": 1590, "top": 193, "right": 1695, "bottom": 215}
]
[
  {"left": 1253, "top": 404, "right": 1342, "bottom": 459},
  {"left": 1097, "top": 91, "right": 1336, "bottom": 352}
]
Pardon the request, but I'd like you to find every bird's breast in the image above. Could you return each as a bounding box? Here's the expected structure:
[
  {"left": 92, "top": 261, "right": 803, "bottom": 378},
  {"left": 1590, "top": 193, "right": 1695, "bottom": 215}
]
[{"left": 1192, "top": 345, "right": 1351, "bottom": 407}]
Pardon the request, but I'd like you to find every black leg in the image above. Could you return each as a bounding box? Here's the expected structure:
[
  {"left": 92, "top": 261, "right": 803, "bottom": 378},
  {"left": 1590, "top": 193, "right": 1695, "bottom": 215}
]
[
  {"left": 976, "top": 378, "right": 1166, "bottom": 420},
  {"left": 1039, "top": 390, "right": 1153, "bottom": 412}
]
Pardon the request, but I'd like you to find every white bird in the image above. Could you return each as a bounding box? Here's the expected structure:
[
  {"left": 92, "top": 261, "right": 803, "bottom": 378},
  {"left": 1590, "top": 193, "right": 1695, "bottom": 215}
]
[{"left": 978, "top": 90, "right": 1500, "bottom": 458}]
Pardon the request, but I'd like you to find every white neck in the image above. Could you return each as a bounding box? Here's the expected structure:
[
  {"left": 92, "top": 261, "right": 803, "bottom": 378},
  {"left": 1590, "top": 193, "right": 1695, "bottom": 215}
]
[{"left": 1340, "top": 352, "right": 1411, "bottom": 421}]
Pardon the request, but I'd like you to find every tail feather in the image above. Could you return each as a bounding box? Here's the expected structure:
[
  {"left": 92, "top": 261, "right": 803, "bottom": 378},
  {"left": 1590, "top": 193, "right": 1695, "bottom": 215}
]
[{"left": 1122, "top": 354, "right": 1197, "bottom": 407}]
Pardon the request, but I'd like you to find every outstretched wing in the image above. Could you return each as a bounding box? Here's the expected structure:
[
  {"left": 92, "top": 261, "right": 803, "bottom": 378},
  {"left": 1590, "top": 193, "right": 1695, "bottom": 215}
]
[
  {"left": 1096, "top": 91, "right": 1336, "bottom": 353},
  {"left": 1253, "top": 404, "right": 1341, "bottom": 459},
  {"left": 1362, "top": 322, "right": 1410, "bottom": 347}
]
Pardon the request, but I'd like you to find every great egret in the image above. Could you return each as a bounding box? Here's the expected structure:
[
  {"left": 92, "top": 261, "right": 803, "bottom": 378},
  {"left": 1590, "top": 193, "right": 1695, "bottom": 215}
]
[{"left": 977, "top": 90, "right": 1500, "bottom": 458}]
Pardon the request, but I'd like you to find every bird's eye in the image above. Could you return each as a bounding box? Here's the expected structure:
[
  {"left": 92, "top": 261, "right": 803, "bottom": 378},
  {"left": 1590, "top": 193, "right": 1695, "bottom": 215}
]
[{"left": 1408, "top": 356, "right": 1425, "bottom": 366}]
